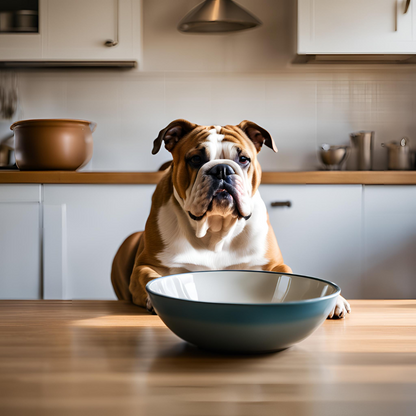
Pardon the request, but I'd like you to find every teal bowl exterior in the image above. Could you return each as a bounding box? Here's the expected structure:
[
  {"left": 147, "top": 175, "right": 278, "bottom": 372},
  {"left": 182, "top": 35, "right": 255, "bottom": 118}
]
[{"left": 146, "top": 271, "right": 340, "bottom": 353}]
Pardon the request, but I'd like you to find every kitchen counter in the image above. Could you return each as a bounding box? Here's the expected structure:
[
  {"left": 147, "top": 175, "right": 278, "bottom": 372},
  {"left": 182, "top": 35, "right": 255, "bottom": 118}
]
[
  {"left": 0, "top": 300, "right": 415, "bottom": 416},
  {"left": 1, "top": 170, "right": 416, "bottom": 184}
]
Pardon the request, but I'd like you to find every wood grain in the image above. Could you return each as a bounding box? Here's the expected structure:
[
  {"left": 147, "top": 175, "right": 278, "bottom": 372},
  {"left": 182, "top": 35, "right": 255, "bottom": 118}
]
[
  {"left": 0, "top": 300, "right": 415, "bottom": 416},
  {"left": 1, "top": 171, "right": 416, "bottom": 185}
]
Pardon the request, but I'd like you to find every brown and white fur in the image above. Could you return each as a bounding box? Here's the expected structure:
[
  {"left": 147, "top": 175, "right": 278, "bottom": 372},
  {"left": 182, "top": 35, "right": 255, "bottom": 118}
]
[{"left": 111, "top": 120, "right": 351, "bottom": 319}]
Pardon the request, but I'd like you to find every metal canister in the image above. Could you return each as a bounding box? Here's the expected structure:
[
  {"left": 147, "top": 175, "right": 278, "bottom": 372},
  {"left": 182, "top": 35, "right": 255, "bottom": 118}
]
[
  {"left": 14, "top": 10, "right": 38, "bottom": 32},
  {"left": 348, "top": 131, "right": 375, "bottom": 171},
  {"left": 0, "top": 12, "right": 14, "bottom": 32},
  {"left": 381, "top": 137, "right": 412, "bottom": 170}
]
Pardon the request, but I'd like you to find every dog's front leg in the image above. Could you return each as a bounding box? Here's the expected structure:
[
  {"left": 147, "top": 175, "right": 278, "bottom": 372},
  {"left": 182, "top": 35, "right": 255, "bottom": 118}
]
[
  {"left": 270, "top": 264, "right": 351, "bottom": 319},
  {"left": 327, "top": 295, "right": 351, "bottom": 319},
  {"left": 129, "top": 265, "right": 161, "bottom": 313},
  {"left": 271, "top": 264, "right": 293, "bottom": 274}
]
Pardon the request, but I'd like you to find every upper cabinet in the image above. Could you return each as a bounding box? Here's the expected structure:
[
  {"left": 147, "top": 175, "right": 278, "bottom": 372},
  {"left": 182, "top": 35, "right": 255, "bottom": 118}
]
[
  {"left": 298, "top": 0, "right": 416, "bottom": 55},
  {"left": 0, "top": 0, "right": 142, "bottom": 66}
]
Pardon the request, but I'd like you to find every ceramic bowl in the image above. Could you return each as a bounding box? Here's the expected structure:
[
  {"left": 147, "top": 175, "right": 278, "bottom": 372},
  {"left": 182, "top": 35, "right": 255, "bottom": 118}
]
[
  {"left": 11, "top": 119, "right": 96, "bottom": 171},
  {"left": 319, "top": 145, "right": 349, "bottom": 170},
  {"left": 146, "top": 270, "right": 340, "bottom": 353}
]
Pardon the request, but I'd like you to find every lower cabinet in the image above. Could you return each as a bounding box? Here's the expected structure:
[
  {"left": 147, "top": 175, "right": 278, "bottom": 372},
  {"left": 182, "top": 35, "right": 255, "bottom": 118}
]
[
  {"left": 1, "top": 183, "right": 414, "bottom": 300},
  {"left": 259, "top": 185, "right": 363, "bottom": 298},
  {"left": 0, "top": 185, "right": 42, "bottom": 299},
  {"left": 43, "top": 185, "right": 156, "bottom": 300},
  {"left": 363, "top": 186, "right": 416, "bottom": 299}
]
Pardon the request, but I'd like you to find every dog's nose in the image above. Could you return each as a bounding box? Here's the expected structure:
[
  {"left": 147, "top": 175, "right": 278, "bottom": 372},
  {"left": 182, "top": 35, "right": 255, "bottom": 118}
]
[{"left": 208, "top": 164, "right": 235, "bottom": 180}]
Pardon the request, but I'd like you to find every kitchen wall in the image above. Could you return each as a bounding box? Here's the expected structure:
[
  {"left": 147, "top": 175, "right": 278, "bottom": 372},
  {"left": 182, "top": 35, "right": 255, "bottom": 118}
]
[{"left": 6, "top": 0, "right": 416, "bottom": 171}]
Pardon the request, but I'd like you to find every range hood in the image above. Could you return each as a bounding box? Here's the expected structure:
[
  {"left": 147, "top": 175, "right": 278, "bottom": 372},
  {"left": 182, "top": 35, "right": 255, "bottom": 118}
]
[{"left": 178, "top": 0, "right": 261, "bottom": 33}]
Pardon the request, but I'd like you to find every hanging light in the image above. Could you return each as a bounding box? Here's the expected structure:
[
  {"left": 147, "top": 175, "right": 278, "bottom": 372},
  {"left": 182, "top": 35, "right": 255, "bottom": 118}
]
[{"left": 178, "top": 0, "right": 262, "bottom": 34}]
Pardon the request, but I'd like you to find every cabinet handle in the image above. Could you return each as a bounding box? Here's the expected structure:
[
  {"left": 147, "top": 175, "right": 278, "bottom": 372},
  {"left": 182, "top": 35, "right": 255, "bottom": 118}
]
[
  {"left": 271, "top": 201, "right": 292, "bottom": 208},
  {"left": 405, "top": 0, "right": 411, "bottom": 13},
  {"left": 104, "top": 0, "right": 119, "bottom": 47}
]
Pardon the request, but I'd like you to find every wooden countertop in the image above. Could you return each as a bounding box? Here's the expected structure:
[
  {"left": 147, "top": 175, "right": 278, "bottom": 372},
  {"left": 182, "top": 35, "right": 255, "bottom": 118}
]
[
  {"left": 0, "top": 300, "right": 415, "bottom": 416},
  {"left": 1, "top": 170, "right": 416, "bottom": 184}
]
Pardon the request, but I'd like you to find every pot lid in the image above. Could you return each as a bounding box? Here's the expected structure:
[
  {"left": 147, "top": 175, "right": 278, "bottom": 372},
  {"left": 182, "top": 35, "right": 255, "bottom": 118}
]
[{"left": 178, "top": 0, "right": 262, "bottom": 33}]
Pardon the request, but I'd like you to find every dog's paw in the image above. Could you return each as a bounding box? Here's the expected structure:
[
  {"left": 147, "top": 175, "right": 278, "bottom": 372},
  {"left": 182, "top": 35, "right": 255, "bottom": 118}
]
[
  {"left": 146, "top": 297, "right": 156, "bottom": 315},
  {"left": 327, "top": 296, "right": 351, "bottom": 319}
]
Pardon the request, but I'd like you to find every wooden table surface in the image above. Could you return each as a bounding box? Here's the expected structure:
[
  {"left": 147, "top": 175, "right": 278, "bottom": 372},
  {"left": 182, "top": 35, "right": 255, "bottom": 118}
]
[{"left": 0, "top": 300, "right": 415, "bottom": 416}]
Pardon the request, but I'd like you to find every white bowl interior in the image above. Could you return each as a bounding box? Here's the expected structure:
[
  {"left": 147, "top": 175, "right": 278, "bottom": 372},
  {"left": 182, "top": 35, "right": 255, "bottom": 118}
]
[{"left": 148, "top": 271, "right": 338, "bottom": 304}]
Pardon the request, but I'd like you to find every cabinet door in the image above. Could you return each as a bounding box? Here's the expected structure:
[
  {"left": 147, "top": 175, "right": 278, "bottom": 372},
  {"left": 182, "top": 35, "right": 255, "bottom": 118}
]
[
  {"left": 0, "top": 0, "right": 42, "bottom": 60},
  {"left": 298, "top": 0, "right": 416, "bottom": 54},
  {"left": 42, "top": 0, "right": 140, "bottom": 60},
  {"left": 260, "top": 185, "right": 363, "bottom": 298},
  {"left": 43, "top": 185, "right": 155, "bottom": 300},
  {"left": 0, "top": 33, "right": 42, "bottom": 60},
  {"left": 363, "top": 186, "right": 416, "bottom": 299},
  {"left": 0, "top": 185, "right": 41, "bottom": 299}
]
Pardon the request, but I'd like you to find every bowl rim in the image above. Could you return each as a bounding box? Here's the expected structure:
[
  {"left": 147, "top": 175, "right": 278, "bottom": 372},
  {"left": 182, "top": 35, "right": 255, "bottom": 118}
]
[
  {"left": 10, "top": 118, "right": 96, "bottom": 131},
  {"left": 146, "top": 270, "right": 341, "bottom": 307}
]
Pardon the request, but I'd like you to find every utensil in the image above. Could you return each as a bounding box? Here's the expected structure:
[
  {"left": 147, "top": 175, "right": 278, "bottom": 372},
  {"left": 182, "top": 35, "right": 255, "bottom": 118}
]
[
  {"left": 381, "top": 137, "right": 412, "bottom": 170},
  {"left": 0, "top": 72, "right": 18, "bottom": 119},
  {"left": 0, "top": 143, "right": 13, "bottom": 166},
  {"left": 0, "top": 133, "right": 14, "bottom": 167},
  {"left": 319, "top": 144, "right": 349, "bottom": 170},
  {"left": 348, "top": 131, "right": 374, "bottom": 170},
  {"left": 146, "top": 270, "right": 340, "bottom": 353},
  {"left": 10, "top": 119, "right": 96, "bottom": 171}
]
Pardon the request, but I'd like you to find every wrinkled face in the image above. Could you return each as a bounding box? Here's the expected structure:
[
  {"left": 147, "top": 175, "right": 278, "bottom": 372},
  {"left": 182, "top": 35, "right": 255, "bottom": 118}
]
[
  {"left": 152, "top": 119, "right": 277, "bottom": 238},
  {"left": 172, "top": 125, "right": 260, "bottom": 222}
]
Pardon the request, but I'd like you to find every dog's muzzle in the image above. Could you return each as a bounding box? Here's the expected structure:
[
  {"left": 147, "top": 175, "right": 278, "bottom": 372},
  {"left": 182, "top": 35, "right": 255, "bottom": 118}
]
[{"left": 187, "top": 162, "right": 252, "bottom": 221}]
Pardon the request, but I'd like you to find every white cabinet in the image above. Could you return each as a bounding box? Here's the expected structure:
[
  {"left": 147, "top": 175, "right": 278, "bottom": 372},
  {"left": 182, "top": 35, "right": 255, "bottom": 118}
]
[
  {"left": 0, "top": 33, "right": 42, "bottom": 60},
  {"left": 363, "top": 186, "right": 416, "bottom": 299},
  {"left": 43, "top": 185, "right": 155, "bottom": 300},
  {"left": 1, "top": 182, "right": 414, "bottom": 301},
  {"left": 260, "top": 185, "right": 363, "bottom": 298},
  {"left": 0, "top": 0, "right": 142, "bottom": 62},
  {"left": 298, "top": 0, "right": 416, "bottom": 54},
  {"left": 0, "top": 185, "right": 41, "bottom": 299}
]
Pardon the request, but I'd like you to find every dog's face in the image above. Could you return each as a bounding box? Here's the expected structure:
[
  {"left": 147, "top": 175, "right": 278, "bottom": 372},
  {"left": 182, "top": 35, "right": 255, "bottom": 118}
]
[{"left": 152, "top": 119, "right": 277, "bottom": 229}]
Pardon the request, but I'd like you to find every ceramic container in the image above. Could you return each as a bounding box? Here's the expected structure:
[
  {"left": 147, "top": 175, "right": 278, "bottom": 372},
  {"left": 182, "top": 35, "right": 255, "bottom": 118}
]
[
  {"left": 146, "top": 270, "right": 340, "bottom": 353},
  {"left": 10, "top": 119, "right": 96, "bottom": 171}
]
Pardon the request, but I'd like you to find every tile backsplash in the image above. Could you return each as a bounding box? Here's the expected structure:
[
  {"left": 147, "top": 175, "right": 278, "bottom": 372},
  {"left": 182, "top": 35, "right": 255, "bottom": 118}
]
[{"left": 5, "top": 0, "right": 416, "bottom": 171}]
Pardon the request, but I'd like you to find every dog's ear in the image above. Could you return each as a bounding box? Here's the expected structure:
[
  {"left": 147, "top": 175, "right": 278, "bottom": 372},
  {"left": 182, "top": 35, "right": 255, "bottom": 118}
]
[
  {"left": 238, "top": 120, "right": 277, "bottom": 153},
  {"left": 152, "top": 119, "right": 199, "bottom": 154}
]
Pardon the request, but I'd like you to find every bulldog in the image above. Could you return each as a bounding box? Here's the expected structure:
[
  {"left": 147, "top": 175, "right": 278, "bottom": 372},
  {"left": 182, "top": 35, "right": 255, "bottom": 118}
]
[{"left": 111, "top": 119, "right": 351, "bottom": 319}]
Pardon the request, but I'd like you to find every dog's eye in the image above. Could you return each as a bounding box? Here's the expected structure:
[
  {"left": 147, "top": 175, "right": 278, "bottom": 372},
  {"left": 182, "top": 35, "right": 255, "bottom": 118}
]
[
  {"left": 188, "top": 155, "right": 204, "bottom": 168},
  {"left": 239, "top": 156, "right": 250, "bottom": 165},
  {"left": 191, "top": 155, "right": 202, "bottom": 164}
]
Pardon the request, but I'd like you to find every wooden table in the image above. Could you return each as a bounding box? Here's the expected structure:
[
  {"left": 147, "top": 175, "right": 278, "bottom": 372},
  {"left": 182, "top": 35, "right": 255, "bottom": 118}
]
[{"left": 0, "top": 300, "right": 415, "bottom": 416}]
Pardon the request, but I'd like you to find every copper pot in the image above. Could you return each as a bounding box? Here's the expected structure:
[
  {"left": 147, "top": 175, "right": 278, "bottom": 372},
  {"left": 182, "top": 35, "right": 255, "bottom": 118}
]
[{"left": 10, "top": 119, "right": 96, "bottom": 171}]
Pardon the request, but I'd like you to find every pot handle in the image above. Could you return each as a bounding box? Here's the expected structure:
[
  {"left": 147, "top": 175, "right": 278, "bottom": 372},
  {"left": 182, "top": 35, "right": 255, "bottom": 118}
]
[{"left": 89, "top": 122, "right": 97, "bottom": 133}]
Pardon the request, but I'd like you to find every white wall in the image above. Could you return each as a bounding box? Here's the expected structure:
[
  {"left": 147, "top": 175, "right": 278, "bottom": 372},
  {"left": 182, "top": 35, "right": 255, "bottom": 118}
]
[{"left": 7, "top": 0, "right": 416, "bottom": 171}]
